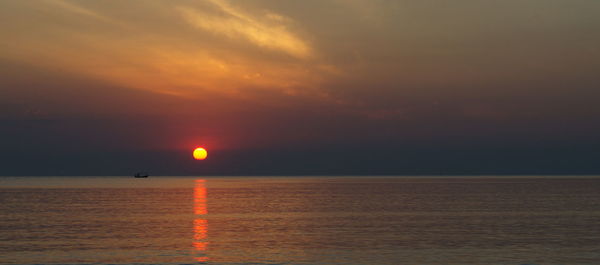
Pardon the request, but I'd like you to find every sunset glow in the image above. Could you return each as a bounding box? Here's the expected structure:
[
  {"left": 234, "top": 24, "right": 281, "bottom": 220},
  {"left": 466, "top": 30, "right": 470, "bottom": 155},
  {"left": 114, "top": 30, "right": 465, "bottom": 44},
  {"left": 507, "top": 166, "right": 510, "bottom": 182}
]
[
  {"left": 2, "top": 1, "right": 600, "bottom": 264},
  {"left": 193, "top": 147, "right": 208, "bottom": 160},
  {"left": 1, "top": 0, "right": 600, "bottom": 175},
  {"left": 193, "top": 179, "right": 209, "bottom": 262}
]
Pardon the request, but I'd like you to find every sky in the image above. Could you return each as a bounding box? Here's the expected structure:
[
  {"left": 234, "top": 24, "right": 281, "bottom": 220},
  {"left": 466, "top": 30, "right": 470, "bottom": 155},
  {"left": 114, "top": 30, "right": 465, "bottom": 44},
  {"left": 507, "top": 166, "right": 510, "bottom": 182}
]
[{"left": 1, "top": 0, "right": 600, "bottom": 176}]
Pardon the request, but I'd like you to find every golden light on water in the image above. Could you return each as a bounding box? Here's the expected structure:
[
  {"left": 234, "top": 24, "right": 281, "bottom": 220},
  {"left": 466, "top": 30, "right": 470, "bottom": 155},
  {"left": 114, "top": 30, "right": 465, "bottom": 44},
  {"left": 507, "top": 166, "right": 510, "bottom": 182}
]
[
  {"left": 193, "top": 147, "right": 208, "bottom": 160},
  {"left": 193, "top": 179, "right": 209, "bottom": 262}
]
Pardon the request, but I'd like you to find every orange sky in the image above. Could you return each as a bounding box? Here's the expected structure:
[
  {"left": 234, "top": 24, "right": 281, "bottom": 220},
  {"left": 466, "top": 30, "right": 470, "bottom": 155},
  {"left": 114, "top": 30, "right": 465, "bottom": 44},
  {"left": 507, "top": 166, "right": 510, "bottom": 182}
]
[{"left": 1, "top": 0, "right": 600, "bottom": 175}]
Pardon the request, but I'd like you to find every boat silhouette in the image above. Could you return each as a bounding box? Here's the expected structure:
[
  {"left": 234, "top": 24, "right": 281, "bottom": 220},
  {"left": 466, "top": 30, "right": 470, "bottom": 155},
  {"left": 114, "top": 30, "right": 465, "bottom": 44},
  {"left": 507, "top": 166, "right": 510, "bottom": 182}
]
[{"left": 134, "top": 172, "right": 149, "bottom": 178}]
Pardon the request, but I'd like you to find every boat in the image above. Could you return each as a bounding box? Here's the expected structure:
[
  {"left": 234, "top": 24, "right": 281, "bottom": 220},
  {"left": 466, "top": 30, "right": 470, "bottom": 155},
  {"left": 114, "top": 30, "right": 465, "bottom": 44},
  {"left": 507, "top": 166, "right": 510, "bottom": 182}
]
[{"left": 134, "top": 172, "right": 149, "bottom": 178}]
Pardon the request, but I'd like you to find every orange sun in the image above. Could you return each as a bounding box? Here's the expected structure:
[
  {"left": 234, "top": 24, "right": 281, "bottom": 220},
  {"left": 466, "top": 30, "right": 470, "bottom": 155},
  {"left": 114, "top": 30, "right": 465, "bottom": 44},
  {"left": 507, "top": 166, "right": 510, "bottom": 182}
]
[{"left": 193, "top": 147, "right": 208, "bottom": 160}]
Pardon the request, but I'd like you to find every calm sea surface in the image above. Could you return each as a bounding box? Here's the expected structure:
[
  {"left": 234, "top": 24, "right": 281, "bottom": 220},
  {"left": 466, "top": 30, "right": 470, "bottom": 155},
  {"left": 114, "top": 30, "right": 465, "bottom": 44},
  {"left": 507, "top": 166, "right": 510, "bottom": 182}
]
[{"left": 1, "top": 176, "right": 599, "bottom": 265}]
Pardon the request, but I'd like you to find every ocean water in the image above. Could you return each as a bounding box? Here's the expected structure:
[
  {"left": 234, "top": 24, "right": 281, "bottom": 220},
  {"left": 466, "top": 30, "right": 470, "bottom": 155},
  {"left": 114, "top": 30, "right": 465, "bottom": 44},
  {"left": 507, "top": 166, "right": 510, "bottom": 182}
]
[{"left": 1, "top": 176, "right": 599, "bottom": 265}]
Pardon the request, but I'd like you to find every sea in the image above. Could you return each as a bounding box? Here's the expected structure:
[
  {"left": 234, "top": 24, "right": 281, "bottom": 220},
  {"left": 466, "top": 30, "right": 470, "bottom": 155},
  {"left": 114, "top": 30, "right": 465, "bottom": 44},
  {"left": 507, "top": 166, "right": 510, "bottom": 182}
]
[{"left": 1, "top": 176, "right": 599, "bottom": 265}]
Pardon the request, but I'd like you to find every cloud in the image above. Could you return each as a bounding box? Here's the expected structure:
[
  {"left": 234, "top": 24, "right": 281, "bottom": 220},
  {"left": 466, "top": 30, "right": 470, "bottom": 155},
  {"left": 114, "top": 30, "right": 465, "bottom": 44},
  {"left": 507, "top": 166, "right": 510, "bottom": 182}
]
[
  {"left": 0, "top": 0, "right": 335, "bottom": 100},
  {"left": 42, "top": 0, "right": 119, "bottom": 25},
  {"left": 178, "top": 0, "right": 312, "bottom": 59}
]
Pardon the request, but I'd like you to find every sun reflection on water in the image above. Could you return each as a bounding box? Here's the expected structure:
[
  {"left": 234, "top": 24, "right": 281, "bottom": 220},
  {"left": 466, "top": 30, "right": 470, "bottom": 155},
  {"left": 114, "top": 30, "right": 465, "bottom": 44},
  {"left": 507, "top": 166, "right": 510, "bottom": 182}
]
[{"left": 193, "top": 179, "right": 209, "bottom": 262}]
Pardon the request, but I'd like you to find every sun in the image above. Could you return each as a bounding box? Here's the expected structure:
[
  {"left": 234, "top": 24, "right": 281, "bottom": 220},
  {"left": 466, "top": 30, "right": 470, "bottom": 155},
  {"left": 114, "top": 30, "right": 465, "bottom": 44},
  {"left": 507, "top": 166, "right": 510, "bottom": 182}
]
[{"left": 193, "top": 147, "right": 208, "bottom": 160}]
